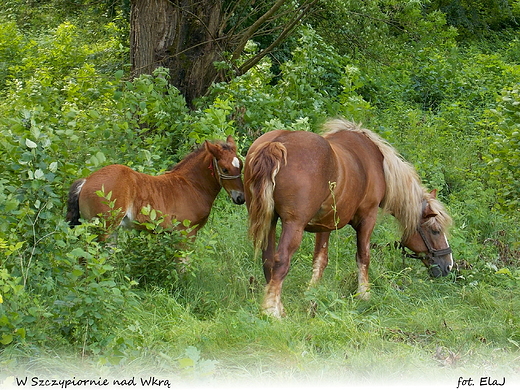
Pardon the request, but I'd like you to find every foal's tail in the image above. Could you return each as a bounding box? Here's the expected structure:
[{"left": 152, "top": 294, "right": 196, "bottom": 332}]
[
  {"left": 66, "top": 178, "right": 86, "bottom": 227},
  {"left": 245, "top": 142, "right": 287, "bottom": 252}
]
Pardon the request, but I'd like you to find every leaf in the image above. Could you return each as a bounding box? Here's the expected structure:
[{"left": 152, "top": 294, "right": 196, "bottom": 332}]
[
  {"left": 0, "top": 334, "right": 13, "bottom": 345},
  {"left": 34, "top": 169, "right": 44, "bottom": 179},
  {"left": 178, "top": 358, "right": 195, "bottom": 369},
  {"left": 185, "top": 346, "right": 200, "bottom": 362},
  {"left": 15, "top": 328, "right": 26, "bottom": 339},
  {"left": 70, "top": 248, "right": 90, "bottom": 258},
  {"left": 25, "top": 139, "right": 37, "bottom": 149},
  {"left": 95, "top": 151, "right": 106, "bottom": 164},
  {"left": 72, "top": 268, "right": 84, "bottom": 277},
  {"left": 49, "top": 161, "right": 58, "bottom": 173},
  {"left": 141, "top": 205, "right": 150, "bottom": 216}
]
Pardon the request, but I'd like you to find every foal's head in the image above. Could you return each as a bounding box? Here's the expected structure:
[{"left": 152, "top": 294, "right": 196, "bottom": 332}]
[
  {"left": 401, "top": 190, "right": 453, "bottom": 277},
  {"left": 205, "top": 135, "right": 245, "bottom": 205}
]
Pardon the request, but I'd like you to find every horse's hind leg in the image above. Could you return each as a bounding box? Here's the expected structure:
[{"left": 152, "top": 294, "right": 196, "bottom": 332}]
[
  {"left": 307, "top": 231, "right": 331, "bottom": 316},
  {"left": 261, "top": 219, "right": 277, "bottom": 283},
  {"left": 310, "top": 232, "right": 331, "bottom": 285},
  {"left": 262, "top": 222, "right": 304, "bottom": 318}
]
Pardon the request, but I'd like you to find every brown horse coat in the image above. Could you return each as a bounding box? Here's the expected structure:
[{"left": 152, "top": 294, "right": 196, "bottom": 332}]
[
  {"left": 245, "top": 120, "right": 453, "bottom": 317},
  {"left": 67, "top": 136, "right": 244, "bottom": 237}
]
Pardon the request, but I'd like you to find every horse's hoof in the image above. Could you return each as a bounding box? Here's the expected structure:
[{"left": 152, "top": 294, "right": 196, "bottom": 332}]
[
  {"left": 355, "top": 290, "right": 371, "bottom": 301},
  {"left": 308, "top": 301, "right": 318, "bottom": 317}
]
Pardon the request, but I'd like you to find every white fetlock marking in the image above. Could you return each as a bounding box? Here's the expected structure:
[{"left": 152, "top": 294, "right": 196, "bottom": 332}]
[{"left": 262, "top": 284, "right": 285, "bottom": 318}]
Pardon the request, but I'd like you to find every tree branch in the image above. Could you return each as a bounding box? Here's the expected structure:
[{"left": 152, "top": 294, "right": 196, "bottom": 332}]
[
  {"left": 230, "top": 0, "right": 288, "bottom": 61},
  {"left": 237, "top": 0, "right": 318, "bottom": 75}
]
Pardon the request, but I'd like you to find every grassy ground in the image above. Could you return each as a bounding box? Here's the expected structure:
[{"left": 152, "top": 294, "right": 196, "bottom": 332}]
[{"left": 2, "top": 196, "right": 519, "bottom": 389}]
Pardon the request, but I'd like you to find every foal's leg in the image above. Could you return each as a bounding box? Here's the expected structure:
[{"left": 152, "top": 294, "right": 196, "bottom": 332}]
[
  {"left": 262, "top": 222, "right": 304, "bottom": 318},
  {"left": 175, "top": 229, "right": 199, "bottom": 274},
  {"left": 353, "top": 213, "right": 378, "bottom": 300},
  {"left": 310, "top": 232, "right": 331, "bottom": 285}
]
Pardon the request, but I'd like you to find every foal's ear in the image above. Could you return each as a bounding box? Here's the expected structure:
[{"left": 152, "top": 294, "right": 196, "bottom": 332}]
[
  {"left": 226, "top": 135, "right": 236, "bottom": 148},
  {"left": 205, "top": 140, "right": 221, "bottom": 158},
  {"left": 430, "top": 189, "right": 438, "bottom": 199}
]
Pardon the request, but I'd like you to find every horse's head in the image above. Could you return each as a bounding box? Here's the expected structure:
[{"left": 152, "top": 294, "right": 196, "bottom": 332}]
[
  {"left": 205, "top": 135, "right": 245, "bottom": 205},
  {"left": 401, "top": 190, "right": 453, "bottom": 277}
]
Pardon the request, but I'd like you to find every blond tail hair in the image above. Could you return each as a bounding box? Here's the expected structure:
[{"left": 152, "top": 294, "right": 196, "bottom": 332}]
[{"left": 245, "top": 142, "right": 287, "bottom": 252}]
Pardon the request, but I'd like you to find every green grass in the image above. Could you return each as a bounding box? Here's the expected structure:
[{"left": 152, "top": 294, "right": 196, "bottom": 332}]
[{"left": 2, "top": 196, "right": 518, "bottom": 388}]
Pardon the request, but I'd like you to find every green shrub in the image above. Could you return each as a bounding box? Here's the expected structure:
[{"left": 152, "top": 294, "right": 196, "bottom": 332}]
[
  {"left": 484, "top": 85, "right": 520, "bottom": 211},
  {"left": 114, "top": 207, "right": 197, "bottom": 290}
]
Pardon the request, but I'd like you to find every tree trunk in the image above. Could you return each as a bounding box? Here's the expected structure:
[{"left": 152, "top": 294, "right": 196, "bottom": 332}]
[
  {"left": 130, "top": 0, "right": 317, "bottom": 106},
  {"left": 130, "top": 0, "right": 223, "bottom": 106}
]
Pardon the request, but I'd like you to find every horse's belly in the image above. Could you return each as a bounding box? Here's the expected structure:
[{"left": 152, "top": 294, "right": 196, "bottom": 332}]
[{"left": 305, "top": 207, "right": 350, "bottom": 232}]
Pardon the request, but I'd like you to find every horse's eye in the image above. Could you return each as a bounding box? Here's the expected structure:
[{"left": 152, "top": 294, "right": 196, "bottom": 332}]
[
  {"left": 222, "top": 167, "right": 229, "bottom": 174},
  {"left": 432, "top": 229, "right": 440, "bottom": 235}
]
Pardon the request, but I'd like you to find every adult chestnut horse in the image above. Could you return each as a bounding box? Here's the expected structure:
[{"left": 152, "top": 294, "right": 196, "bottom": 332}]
[
  {"left": 244, "top": 119, "right": 453, "bottom": 317},
  {"left": 66, "top": 135, "right": 244, "bottom": 238}
]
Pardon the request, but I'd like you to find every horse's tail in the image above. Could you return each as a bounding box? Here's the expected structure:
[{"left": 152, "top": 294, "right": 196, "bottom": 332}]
[
  {"left": 245, "top": 141, "right": 287, "bottom": 252},
  {"left": 66, "top": 178, "right": 86, "bottom": 227}
]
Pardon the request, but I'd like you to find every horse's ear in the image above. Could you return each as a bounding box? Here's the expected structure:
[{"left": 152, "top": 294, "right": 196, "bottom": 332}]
[
  {"left": 226, "top": 135, "right": 236, "bottom": 148},
  {"left": 430, "top": 189, "right": 438, "bottom": 199},
  {"left": 422, "top": 202, "right": 438, "bottom": 219},
  {"left": 205, "top": 141, "right": 221, "bottom": 158}
]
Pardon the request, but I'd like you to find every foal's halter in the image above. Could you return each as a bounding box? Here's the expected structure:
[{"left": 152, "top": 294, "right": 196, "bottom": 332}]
[{"left": 212, "top": 157, "right": 241, "bottom": 183}]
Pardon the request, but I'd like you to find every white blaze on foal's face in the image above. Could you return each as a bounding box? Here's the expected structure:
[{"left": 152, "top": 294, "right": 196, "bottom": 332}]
[{"left": 232, "top": 157, "right": 240, "bottom": 169}]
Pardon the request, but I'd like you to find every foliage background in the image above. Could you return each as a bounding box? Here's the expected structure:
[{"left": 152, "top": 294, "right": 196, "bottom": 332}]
[{"left": 0, "top": 0, "right": 519, "bottom": 388}]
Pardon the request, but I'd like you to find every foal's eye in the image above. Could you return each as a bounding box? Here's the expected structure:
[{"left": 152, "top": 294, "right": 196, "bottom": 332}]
[
  {"left": 432, "top": 229, "right": 440, "bottom": 235},
  {"left": 222, "top": 167, "right": 229, "bottom": 174}
]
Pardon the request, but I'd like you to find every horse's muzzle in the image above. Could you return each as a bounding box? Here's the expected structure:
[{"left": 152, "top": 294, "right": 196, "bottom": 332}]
[
  {"left": 428, "top": 259, "right": 453, "bottom": 277},
  {"left": 231, "top": 191, "right": 245, "bottom": 205}
]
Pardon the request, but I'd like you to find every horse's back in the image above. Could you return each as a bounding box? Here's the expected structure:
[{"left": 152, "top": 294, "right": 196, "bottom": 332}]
[
  {"left": 323, "top": 129, "right": 385, "bottom": 188},
  {"left": 77, "top": 164, "right": 210, "bottom": 229}
]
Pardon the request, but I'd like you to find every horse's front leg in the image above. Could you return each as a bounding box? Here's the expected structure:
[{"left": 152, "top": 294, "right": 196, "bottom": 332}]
[
  {"left": 354, "top": 215, "right": 377, "bottom": 300},
  {"left": 262, "top": 222, "right": 304, "bottom": 318}
]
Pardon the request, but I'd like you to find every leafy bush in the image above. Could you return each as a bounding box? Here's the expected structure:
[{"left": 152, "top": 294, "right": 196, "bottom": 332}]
[
  {"left": 113, "top": 206, "right": 198, "bottom": 289},
  {"left": 49, "top": 222, "right": 138, "bottom": 354},
  {"left": 0, "top": 19, "right": 191, "bottom": 355},
  {"left": 0, "top": 266, "right": 36, "bottom": 346},
  {"left": 485, "top": 85, "right": 520, "bottom": 211}
]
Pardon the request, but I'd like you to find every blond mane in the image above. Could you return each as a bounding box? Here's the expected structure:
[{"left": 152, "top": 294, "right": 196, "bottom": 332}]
[{"left": 322, "top": 119, "right": 451, "bottom": 239}]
